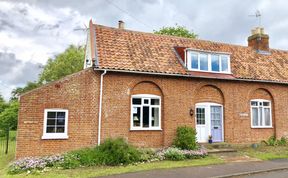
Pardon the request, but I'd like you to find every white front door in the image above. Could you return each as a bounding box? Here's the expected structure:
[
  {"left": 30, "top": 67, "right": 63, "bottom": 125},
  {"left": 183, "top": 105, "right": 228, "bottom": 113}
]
[
  {"left": 195, "top": 103, "right": 224, "bottom": 143},
  {"left": 195, "top": 105, "right": 208, "bottom": 142}
]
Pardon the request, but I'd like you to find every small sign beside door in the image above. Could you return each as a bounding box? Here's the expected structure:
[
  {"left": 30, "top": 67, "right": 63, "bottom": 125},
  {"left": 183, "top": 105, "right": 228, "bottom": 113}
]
[{"left": 239, "top": 112, "right": 249, "bottom": 117}]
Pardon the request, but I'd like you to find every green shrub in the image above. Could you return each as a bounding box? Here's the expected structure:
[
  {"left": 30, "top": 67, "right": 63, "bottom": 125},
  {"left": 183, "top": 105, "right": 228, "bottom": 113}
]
[
  {"left": 60, "top": 148, "right": 100, "bottom": 169},
  {"left": 61, "top": 138, "right": 142, "bottom": 167},
  {"left": 262, "top": 136, "right": 288, "bottom": 146},
  {"left": 267, "top": 136, "right": 277, "bottom": 146},
  {"left": 163, "top": 147, "right": 185, "bottom": 161},
  {"left": 277, "top": 137, "right": 287, "bottom": 146},
  {"left": 96, "top": 138, "right": 141, "bottom": 166},
  {"left": 173, "top": 126, "right": 197, "bottom": 150},
  {"left": 60, "top": 153, "right": 81, "bottom": 169},
  {"left": 71, "top": 148, "right": 99, "bottom": 166}
]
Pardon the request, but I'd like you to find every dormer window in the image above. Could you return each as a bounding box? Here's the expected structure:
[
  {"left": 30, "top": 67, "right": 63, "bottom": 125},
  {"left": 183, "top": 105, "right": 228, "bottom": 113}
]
[{"left": 187, "top": 50, "right": 231, "bottom": 73}]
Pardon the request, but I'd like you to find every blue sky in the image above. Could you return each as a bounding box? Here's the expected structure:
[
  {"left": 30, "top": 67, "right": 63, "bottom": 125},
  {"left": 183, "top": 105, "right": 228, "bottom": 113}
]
[{"left": 1, "top": 0, "right": 288, "bottom": 100}]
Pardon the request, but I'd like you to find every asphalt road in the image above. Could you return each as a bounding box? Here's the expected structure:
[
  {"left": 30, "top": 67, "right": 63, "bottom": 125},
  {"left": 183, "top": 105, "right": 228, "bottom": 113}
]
[
  {"left": 239, "top": 170, "right": 288, "bottom": 178},
  {"left": 99, "top": 159, "right": 288, "bottom": 178}
]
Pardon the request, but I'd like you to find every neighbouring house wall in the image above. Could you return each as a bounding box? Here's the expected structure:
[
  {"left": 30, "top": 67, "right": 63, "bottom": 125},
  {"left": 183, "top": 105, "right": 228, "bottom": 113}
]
[
  {"left": 17, "top": 70, "right": 288, "bottom": 158},
  {"left": 16, "top": 68, "right": 100, "bottom": 158}
]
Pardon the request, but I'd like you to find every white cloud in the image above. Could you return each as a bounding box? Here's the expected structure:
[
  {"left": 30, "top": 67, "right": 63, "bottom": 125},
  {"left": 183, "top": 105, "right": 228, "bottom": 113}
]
[
  {"left": 0, "top": 1, "right": 88, "bottom": 100},
  {"left": 0, "top": 1, "right": 87, "bottom": 64},
  {"left": 0, "top": 52, "right": 42, "bottom": 100}
]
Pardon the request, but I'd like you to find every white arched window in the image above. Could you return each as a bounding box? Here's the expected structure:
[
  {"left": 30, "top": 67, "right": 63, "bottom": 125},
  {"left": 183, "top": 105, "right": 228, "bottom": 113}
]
[
  {"left": 131, "top": 94, "right": 161, "bottom": 130},
  {"left": 250, "top": 99, "right": 272, "bottom": 128}
]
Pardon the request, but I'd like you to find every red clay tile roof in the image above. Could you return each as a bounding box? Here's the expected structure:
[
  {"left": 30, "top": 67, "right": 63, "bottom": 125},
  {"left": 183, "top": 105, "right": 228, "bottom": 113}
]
[{"left": 92, "top": 23, "right": 288, "bottom": 83}]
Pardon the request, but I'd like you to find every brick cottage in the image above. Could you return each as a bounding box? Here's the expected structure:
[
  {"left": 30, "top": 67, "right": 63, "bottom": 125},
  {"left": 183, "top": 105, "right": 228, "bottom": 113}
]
[{"left": 16, "top": 20, "right": 288, "bottom": 158}]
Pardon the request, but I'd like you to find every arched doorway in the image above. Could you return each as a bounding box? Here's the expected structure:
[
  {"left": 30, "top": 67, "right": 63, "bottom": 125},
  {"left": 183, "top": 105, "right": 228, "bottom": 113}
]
[
  {"left": 195, "top": 102, "right": 224, "bottom": 143},
  {"left": 194, "top": 85, "right": 225, "bottom": 143}
]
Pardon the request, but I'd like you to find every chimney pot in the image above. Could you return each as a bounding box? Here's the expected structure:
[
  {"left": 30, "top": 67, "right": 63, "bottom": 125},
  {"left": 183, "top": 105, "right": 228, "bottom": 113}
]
[
  {"left": 118, "top": 20, "right": 125, "bottom": 29},
  {"left": 260, "top": 27, "right": 264, "bottom": 34}
]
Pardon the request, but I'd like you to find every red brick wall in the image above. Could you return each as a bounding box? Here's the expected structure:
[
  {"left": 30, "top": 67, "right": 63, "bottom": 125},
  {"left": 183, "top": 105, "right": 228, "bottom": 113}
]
[
  {"left": 16, "top": 69, "right": 100, "bottom": 158},
  {"left": 100, "top": 72, "right": 283, "bottom": 146},
  {"left": 16, "top": 69, "right": 288, "bottom": 158}
]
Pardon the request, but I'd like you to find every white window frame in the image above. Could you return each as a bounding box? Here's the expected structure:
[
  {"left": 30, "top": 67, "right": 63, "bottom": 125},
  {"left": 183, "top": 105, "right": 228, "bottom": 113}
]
[
  {"left": 130, "top": 94, "right": 161, "bottom": 131},
  {"left": 42, "top": 109, "right": 69, "bottom": 139},
  {"left": 250, "top": 99, "right": 272, "bottom": 128},
  {"left": 186, "top": 51, "right": 231, "bottom": 74}
]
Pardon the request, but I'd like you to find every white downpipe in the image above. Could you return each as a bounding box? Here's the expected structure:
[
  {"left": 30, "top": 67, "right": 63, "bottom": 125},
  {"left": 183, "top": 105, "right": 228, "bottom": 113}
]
[{"left": 98, "top": 70, "right": 107, "bottom": 145}]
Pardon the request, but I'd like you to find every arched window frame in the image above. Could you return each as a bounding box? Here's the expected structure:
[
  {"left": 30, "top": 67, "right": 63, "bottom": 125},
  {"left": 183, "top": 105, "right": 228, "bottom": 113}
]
[
  {"left": 250, "top": 99, "right": 272, "bottom": 128},
  {"left": 130, "top": 94, "right": 161, "bottom": 130}
]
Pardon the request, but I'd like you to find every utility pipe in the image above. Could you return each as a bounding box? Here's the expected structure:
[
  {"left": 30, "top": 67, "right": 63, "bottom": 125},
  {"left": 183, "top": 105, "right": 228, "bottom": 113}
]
[{"left": 98, "top": 70, "right": 107, "bottom": 145}]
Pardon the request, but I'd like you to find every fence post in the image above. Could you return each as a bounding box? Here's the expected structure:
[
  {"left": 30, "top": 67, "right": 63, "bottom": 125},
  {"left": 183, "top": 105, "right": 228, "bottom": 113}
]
[{"left": 5, "top": 127, "right": 9, "bottom": 154}]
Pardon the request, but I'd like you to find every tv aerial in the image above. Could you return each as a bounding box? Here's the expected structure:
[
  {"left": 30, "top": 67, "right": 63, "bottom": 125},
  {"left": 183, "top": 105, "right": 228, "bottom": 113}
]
[{"left": 249, "top": 10, "right": 262, "bottom": 27}]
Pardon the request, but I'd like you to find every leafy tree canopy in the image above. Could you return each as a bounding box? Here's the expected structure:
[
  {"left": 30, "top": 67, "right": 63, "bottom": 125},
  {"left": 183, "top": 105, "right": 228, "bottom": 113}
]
[
  {"left": 0, "top": 94, "right": 4, "bottom": 103},
  {"left": 10, "top": 82, "right": 40, "bottom": 101},
  {"left": 39, "top": 45, "right": 85, "bottom": 83},
  {"left": 154, "top": 25, "right": 197, "bottom": 39},
  {"left": 0, "top": 93, "right": 8, "bottom": 113},
  {"left": 0, "top": 101, "right": 19, "bottom": 130}
]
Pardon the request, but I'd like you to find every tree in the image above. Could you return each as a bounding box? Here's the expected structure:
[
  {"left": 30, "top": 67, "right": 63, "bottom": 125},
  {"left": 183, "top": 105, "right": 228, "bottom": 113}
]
[
  {"left": 154, "top": 25, "right": 197, "bottom": 39},
  {"left": 39, "top": 45, "right": 85, "bottom": 83},
  {"left": 0, "top": 94, "right": 8, "bottom": 113},
  {"left": 0, "top": 101, "right": 19, "bottom": 130},
  {"left": 10, "top": 82, "right": 40, "bottom": 101},
  {"left": 10, "top": 45, "right": 85, "bottom": 101}
]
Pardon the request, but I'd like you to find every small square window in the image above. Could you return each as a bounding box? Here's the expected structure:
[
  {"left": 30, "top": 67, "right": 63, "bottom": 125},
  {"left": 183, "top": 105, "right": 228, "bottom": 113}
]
[{"left": 42, "top": 109, "right": 68, "bottom": 139}]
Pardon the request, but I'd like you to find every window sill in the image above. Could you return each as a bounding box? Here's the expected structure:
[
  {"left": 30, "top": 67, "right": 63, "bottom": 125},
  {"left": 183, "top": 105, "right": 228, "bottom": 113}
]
[
  {"left": 130, "top": 128, "right": 162, "bottom": 131},
  {"left": 41, "top": 134, "right": 69, "bottom": 140},
  {"left": 251, "top": 126, "right": 273, "bottom": 129}
]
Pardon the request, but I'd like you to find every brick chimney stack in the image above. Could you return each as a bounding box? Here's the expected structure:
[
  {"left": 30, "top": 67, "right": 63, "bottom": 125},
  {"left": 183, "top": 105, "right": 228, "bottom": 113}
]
[
  {"left": 248, "top": 27, "right": 269, "bottom": 52},
  {"left": 118, "top": 20, "right": 125, "bottom": 29}
]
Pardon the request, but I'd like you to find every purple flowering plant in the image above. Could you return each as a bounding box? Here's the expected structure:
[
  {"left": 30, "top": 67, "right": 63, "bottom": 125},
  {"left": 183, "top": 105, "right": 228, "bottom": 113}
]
[{"left": 8, "top": 155, "right": 64, "bottom": 174}]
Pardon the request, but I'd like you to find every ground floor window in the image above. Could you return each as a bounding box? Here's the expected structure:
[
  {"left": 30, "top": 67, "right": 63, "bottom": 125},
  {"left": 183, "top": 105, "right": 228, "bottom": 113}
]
[
  {"left": 131, "top": 94, "right": 161, "bottom": 130},
  {"left": 42, "top": 109, "right": 69, "bottom": 139},
  {"left": 251, "top": 99, "right": 272, "bottom": 128}
]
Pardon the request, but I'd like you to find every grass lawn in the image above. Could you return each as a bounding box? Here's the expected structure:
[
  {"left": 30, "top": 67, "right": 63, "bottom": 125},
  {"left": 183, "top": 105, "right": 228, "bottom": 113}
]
[
  {"left": 0, "top": 131, "right": 16, "bottom": 178},
  {"left": 0, "top": 156, "right": 222, "bottom": 178},
  {"left": 239, "top": 145, "right": 288, "bottom": 160}
]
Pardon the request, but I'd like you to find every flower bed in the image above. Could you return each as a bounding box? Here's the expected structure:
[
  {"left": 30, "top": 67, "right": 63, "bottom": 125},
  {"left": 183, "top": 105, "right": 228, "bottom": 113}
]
[
  {"left": 156, "top": 146, "right": 208, "bottom": 161},
  {"left": 8, "top": 138, "right": 208, "bottom": 175},
  {"left": 8, "top": 155, "right": 64, "bottom": 174}
]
